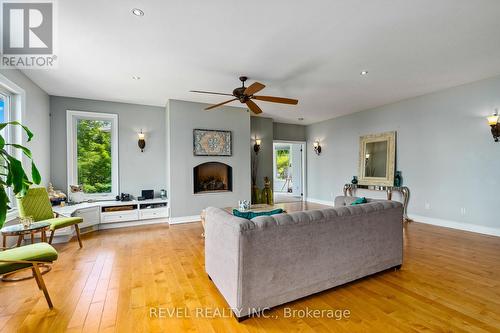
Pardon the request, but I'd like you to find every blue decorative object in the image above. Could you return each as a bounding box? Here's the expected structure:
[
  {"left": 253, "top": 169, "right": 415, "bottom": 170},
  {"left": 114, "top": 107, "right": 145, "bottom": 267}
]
[
  {"left": 394, "top": 171, "right": 402, "bottom": 187},
  {"left": 351, "top": 176, "right": 358, "bottom": 184}
]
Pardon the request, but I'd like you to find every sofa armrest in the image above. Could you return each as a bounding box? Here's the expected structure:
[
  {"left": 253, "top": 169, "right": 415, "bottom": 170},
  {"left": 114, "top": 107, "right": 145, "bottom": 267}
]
[{"left": 204, "top": 207, "right": 253, "bottom": 312}]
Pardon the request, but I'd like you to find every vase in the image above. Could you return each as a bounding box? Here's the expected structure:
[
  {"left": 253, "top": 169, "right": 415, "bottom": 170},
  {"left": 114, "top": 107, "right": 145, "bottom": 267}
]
[
  {"left": 394, "top": 171, "right": 402, "bottom": 187},
  {"left": 261, "top": 177, "right": 273, "bottom": 205},
  {"left": 251, "top": 185, "right": 260, "bottom": 204},
  {"left": 351, "top": 176, "right": 358, "bottom": 185}
]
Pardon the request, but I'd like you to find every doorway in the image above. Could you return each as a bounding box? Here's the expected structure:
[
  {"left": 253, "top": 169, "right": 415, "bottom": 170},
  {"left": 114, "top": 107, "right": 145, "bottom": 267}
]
[{"left": 273, "top": 141, "right": 305, "bottom": 203}]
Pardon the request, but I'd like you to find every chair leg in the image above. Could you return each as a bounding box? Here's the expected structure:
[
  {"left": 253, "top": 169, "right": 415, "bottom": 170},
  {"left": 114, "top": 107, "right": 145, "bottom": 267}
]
[
  {"left": 32, "top": 267, "right": 42, "bottom": 289},
  {"left": 48, "top": 230, "right": 55, "bottom": 244},
  {"left": 32, "top": 263, "right": 53, "bottom": 309},
  {"left": 74, "top": 224, "right": 83, "bottom": 248}
]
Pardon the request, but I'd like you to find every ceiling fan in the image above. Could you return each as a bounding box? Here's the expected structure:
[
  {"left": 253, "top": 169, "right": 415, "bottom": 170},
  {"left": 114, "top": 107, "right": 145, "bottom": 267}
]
[{"left": 190, "top": 76, "right": 298, "bottom": 114}]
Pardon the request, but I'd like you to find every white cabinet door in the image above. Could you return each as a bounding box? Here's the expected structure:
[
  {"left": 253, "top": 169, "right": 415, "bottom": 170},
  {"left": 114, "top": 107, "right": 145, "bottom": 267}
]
[{"left": 74, "top": 207, "right": 100, "bottom": 228}]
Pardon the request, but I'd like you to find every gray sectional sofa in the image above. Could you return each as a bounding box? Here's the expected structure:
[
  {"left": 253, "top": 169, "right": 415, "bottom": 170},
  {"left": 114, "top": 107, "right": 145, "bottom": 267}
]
[{"left": 204, "top": 196, "right": 403, "bottom": 319}]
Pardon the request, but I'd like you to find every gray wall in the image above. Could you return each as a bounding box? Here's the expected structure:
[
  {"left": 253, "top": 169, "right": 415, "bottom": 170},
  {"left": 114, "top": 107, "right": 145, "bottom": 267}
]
[
  {"left": 250, "top": 117, "right": 273, "bottom": 188},
  {"left": 50, "top": 96, "right": 166, "bottom": 197},
  {"left": 273, "top": 122, "right": 306, "bottom": 141},
  {"left": 306, "top": 75, "right": 500, "bottom": 229},
  {"left": 167, "top": 100, "right": 250, "bottom": 218},
  {"left": 0, "top": 70, "right": 51, "bottom": 186}
]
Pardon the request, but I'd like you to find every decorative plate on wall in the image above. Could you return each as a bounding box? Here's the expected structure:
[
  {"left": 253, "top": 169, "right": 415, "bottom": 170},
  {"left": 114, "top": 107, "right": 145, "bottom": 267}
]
[{"left": 193, "top": 129, "right": 232, "bottom": 156}]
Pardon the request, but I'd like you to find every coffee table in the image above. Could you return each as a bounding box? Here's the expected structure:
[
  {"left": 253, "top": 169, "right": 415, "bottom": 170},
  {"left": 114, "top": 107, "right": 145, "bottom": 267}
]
[
  {"left": 200, "top": 204, "right": 287, "bottom": 238},
  {"left": 223, "top": 203, "right": 287, "bottom": 214}
]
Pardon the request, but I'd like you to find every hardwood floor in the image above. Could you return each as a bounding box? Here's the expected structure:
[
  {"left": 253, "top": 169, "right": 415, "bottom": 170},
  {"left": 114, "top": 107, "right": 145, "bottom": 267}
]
[{"left": 1, "top": 204, "right": 499, "bottom": 332}]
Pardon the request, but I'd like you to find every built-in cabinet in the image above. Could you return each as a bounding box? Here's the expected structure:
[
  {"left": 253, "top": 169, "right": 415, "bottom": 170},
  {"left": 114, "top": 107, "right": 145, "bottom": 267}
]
[{"left": 53, "top": 199, "right": 169, "bottom": 236}]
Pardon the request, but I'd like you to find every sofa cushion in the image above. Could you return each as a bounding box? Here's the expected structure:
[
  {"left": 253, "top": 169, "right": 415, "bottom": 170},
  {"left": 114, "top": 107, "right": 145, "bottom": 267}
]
[{"left": 46, "top": 217, "right": 83, "bottom": 231}]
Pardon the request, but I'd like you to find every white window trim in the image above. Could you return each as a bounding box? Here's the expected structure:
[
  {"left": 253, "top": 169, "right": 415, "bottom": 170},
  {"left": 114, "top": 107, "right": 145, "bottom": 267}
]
[
  {"left": 66, "top": 110, "right": 119, "bottom": 200},
  {"left": 0, "top": 74, "right": 26, "bottom": 221}
]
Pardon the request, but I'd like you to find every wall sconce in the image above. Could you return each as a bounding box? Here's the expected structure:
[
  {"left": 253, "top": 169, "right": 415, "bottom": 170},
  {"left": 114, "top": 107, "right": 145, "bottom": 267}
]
[
  {"left": 138, "top": 130, "right": 146, "bottom": 152},
  {"left": 487, "top": 109, "right": 499, "bottom": 142},
  {"left": 254, "top": 139, "right": 261, "bottom": 154},
  {"left": 313, "top": 141, "right": 321, "bottom": 155}
]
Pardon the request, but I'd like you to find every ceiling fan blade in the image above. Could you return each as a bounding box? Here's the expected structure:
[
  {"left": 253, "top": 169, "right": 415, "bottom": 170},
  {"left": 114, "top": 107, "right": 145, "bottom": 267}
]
[
  {"left": 204, "top": 98, "right": 238, "bottom": 111},
  {"left": 190, "top": 90, "right": 234, "bottom": 96},
  {"left": 246, "top": 100, "right": 263, "bottom": 114},
  {"left": 253, "top": 95, "right": 298, "bottom": 105},
  {"left": 244, "top": 82, "right": 266, "bottom": 96}
]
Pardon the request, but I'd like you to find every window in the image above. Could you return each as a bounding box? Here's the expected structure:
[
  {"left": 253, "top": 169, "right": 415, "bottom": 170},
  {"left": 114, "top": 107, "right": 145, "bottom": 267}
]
[
  {"left": 275, "top": 148, "right": 290, "bottom": 180},
  {"left": 0, "top": 89, "right": 14, "bottom": 205},
  {"left": 67, "top": 111, "right": 118, "bottom": 198}
]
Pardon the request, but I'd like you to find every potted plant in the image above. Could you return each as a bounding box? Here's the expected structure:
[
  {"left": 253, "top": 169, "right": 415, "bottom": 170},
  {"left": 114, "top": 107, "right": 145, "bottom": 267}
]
[{"left": 0, "top": 121, "right": 41, "bottom": 228}]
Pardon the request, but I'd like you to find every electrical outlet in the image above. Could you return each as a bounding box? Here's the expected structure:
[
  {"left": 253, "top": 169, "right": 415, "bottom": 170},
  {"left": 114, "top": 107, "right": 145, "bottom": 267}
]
[
  {"left": 425, "top": 203, "right": 431, "bottom": 210},
  {"left": 460, "top": 207, "right": 466, "bottom": 216}
]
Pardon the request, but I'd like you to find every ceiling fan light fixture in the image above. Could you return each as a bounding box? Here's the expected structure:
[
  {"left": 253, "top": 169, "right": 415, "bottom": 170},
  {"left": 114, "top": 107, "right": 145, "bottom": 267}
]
[
  {"left": 360, "top": 70, "right": 369, "bottom": 76},
  {"left": 132, "top": 8, "right": 144, "bottom": 16}
]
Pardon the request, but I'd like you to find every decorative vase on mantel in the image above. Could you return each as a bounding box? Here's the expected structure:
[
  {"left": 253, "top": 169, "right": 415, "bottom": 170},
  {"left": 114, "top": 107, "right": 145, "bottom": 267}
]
[
  {"left": 261, "top": 177, "right": 273, "bottom": 205},
  {"left": 251, "top": 184, "right": 260, "bottom": 204}
]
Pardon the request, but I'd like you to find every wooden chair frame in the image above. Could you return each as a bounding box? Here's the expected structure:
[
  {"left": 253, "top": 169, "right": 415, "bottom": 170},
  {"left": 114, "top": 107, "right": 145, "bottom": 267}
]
[
  {"left": 0, "top": 256, "right": 54, "bottom": 308},
  {"left": 49, "top": 212, "right": 83, "bottom": 248}
]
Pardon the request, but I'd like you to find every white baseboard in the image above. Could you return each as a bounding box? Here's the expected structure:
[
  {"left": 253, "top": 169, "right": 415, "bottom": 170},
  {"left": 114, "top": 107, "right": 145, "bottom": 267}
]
[
  {"left": 409, "top": 214, "right": 500, "bottom": 237},
  {"left": 305, "top": 197, "right": 334, "bottom": 206},
  {"left": 169, "top": 215, "right": 200, "bottom": 224}
]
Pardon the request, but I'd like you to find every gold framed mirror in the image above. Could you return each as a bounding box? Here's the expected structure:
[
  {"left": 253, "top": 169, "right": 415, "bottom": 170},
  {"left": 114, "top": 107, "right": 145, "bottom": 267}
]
[{"left": 358, "top": 131, "right": 396, "bottom": 186}]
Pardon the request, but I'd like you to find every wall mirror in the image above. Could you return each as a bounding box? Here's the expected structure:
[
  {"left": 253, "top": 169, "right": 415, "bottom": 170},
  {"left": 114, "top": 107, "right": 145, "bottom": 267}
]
[{"left": 358, "top": 131, "right": 396, "bottom": 186}]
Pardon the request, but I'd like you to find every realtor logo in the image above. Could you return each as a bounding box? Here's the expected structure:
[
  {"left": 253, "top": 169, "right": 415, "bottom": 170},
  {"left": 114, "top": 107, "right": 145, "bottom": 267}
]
[{"left": 1, "top": 0, "right": 57, "bottom": 68}]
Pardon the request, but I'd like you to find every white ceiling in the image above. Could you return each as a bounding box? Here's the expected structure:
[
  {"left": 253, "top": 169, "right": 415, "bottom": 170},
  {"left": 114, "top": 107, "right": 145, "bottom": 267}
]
[{"left": 23, "top": 0, "right": 500, "bottom": 124}]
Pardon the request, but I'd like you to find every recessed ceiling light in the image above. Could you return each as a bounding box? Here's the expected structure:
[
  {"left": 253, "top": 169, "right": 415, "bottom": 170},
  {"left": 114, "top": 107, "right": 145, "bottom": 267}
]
[
  {"left": 132, "top": 76, "right": 141, "bottom": 80},
  {"left": 360, "top": 70, "right": 369, "bottom": 76},
  {"left": 132, "top": 8, "right": 144, "bottom": 16}
]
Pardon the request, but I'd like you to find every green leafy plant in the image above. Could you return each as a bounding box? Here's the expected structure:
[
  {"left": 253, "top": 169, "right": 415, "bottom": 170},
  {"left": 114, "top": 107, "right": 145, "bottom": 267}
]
[
  {"left": 0, "top": 121, "right": 41, "bottom": 228},
  {"left": 76, "top": 119, "right": 111, "bottom": 193},
  {"left": 276, "top": 149, "right": 290, "bottom": 180}
]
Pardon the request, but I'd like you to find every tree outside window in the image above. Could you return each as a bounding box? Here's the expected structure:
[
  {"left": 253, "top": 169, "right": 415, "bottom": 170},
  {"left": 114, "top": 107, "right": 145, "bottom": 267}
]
[
  {"left": 76, "top": 119, "right": 112, "bottom": 193},
  {"left": 276, "top": 149, "right": 290, "bottom": 180}
]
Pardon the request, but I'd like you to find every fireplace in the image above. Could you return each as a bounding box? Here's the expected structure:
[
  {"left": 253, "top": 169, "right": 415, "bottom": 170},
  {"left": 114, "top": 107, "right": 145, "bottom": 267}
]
[{"left": 193, "top": 162, "right": 233, "bottom": 194}]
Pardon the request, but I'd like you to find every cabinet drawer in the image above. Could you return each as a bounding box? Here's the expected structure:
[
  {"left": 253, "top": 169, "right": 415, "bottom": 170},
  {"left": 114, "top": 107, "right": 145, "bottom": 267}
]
[
  {"left": 139, "top": 208, "right": 168, "bottom": 220},
  {"left": 101, "top": 210, "right": 139, "bottom": 224}
]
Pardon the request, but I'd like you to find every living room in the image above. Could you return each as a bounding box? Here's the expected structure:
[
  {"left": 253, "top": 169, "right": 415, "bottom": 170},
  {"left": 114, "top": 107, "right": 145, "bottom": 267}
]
[{"left": 0, "top": 1, "right": 499, "bottom": 332}]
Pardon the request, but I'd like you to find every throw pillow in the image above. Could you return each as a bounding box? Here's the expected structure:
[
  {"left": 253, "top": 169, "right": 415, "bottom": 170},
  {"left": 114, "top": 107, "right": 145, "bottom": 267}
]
[{"left": 351, "top": 197, "right": 368, "bottom": 205}]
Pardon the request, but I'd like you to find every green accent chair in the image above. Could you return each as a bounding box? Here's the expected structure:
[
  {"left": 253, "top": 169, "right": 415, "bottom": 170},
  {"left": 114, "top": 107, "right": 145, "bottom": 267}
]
[
  {"left": 0, "top": 242, "right": 58, "bottom": 308},
  {"left": 17, "top": 188, "right": 83, "bottom": 248}
]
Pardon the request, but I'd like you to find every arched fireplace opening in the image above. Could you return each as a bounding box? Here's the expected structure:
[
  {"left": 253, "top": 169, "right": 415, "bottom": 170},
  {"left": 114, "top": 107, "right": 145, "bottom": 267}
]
[{"left": 193, "top": 162, "right": 233, "bottom": 194}]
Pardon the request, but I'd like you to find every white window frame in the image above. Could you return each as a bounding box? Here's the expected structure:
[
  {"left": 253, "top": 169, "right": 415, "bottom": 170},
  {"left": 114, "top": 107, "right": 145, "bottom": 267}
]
[
  {"left": 0, "top": 74, "right": 25, "bottom": 221},
  {"left": 66, "top": 110, "right": 119, "bottom": 200}
]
